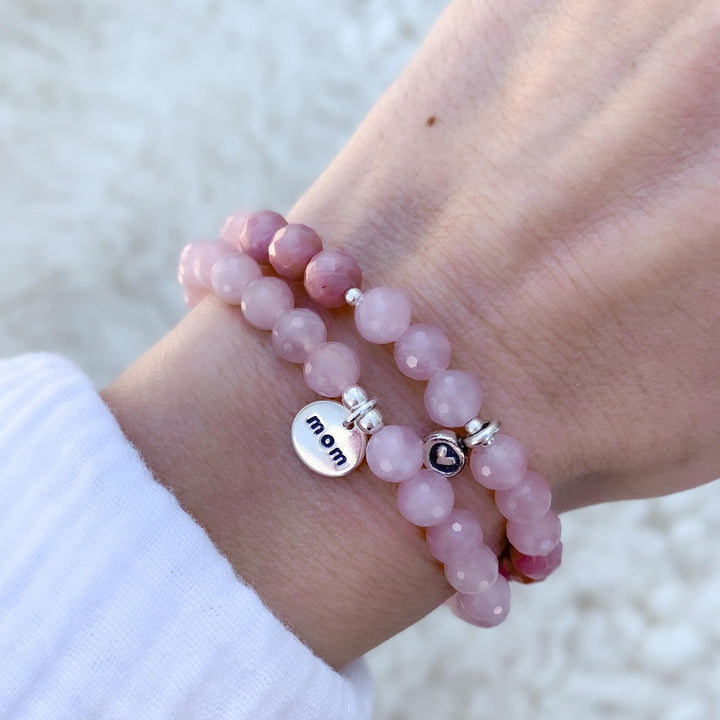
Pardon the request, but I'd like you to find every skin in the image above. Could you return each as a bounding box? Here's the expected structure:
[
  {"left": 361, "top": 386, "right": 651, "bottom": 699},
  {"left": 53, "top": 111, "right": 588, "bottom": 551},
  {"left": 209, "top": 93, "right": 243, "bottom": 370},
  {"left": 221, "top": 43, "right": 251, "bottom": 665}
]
[{"left": 102, "top": 0, "right": 720, "bottom": 669}]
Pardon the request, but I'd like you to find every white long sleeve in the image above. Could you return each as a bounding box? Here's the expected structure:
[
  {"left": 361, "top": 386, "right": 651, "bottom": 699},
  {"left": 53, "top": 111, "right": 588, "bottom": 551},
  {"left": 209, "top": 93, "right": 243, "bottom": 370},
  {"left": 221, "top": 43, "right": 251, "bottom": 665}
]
[{"left": 0, "top": 354, "right": 373, "bottom": 720}]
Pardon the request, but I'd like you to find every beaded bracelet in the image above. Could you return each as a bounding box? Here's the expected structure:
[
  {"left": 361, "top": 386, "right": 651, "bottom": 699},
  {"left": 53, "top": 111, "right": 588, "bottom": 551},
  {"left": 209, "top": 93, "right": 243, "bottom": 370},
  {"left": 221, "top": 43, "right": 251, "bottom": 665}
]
[{"left": 178, "top": 210, "right": 563, "bottom": 627}]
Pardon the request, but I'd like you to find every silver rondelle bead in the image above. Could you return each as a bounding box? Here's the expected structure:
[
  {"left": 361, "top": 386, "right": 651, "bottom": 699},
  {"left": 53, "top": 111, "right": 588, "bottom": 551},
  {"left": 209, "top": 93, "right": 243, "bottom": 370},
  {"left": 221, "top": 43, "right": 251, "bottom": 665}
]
[
  {"left": 462, "top": 418, "right": 502, "bottom": 448},
  {"left": 357, "top": 408, "right": 384, "bottom": 435},
  {"left": 342, "top": 384, "right": 369, "bottom": 411},
  {"left": 344, "top": 287, "right": 363, "bottom": 307}
]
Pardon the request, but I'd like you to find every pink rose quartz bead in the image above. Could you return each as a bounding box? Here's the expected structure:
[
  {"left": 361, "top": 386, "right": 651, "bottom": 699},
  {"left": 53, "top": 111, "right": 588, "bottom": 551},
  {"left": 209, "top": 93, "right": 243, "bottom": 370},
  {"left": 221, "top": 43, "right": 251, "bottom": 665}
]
[
  {"left": 354, "top": 286, "right": 412, "bottom": 344},
  {"left": 238, "top": 210, "right": 288, "bottom": 264},
  {"left": 304, "top": 250, "right": 363, "bottom": 308},
  {"left": 425, "top": 508, "right": 484, "bottom": 564},
  {"left": 366, "top": 425, "right": 424, "bottom": 483},
  {"left": 455, "top": 575, "right": 511, "bottom": 627},
  {"left": 182, "top": 284, "right": 208, "bottom": 309},
  {"left": 303, "top": 342, "right": 361, "bottom": 397},
  {"left": 444, "top": 544, "right": 499, "bottom": 595},
  {"left": 178, "top": 242, "right": 204, "bottom": 287},
  {"left": 510, "top": 542, "right": 563, "bottom": 581},
  {"left": 470, "top": 433, "right": 528, "bottom": 491},
  {"left": 394, "top": 323, "right": 452, "bottom": 381},
  {"left": 192, "top": 240, "right": 237, "bottom": 289},
  {"left": 210, "top": 253, "right": 262, "bottom": 304},
  {"left": 240, "top": 277, "right": 294, "bottom": 330},
  {"left": 396, "top": 469, "right": 454, "bottom": 527},
  {"left": 495, "top": 470, "right": 552, "bottom": 523},
  {"left": 424, "top": 370, "right": 483, "bottom": 427},
  {"left": 220, "top": 211, "right": 252, "bottom": 248},
  {"left": 268, "top": 224, "right": 323, "bottom": 279},
  {"left": 507, "top": 509, "right": 562, "bottom": 556},
  {"left": 271, "top": 308, "right": 327, "bottom": 363}
]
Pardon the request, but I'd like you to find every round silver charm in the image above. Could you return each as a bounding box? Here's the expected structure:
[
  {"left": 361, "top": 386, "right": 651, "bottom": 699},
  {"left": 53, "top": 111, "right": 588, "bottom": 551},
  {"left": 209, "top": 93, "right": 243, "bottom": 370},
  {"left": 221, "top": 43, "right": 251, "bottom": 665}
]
[
  {"left": 423, "top": 430, "right": 466, "bottom": 477},
  {"left": 291, "top": 400, "right": 367, "bottom": 477}
]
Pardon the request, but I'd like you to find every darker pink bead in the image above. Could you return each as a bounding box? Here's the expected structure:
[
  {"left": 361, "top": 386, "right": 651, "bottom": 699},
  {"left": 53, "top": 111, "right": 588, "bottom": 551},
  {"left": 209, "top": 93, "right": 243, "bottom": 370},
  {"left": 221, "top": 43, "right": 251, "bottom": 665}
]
[
  {"left": 354, "top": 286, "right": 412, "bottom": 344},
  {"left": 444, "top": 544, "right": 498, "bottom": 594},
  {"left": 192, "top": 240, "right": 237, "bottom": 288},
  {"left": 304, "top": 250, "right": 362, "bottom": 308},
  {"left": 470, "top": 434, "right": 528, "bottom": 491},
  {"left": 366, "top": 425, "right": 424, "bottom": 483},
  {"left": 507, "top": 509, "right": 562, "bottom": 556},
  {"left": 510, "top": 542, "right": 563, "bottom": 582},
  {"left": 394, "top": 323, "right": 452, "bottom": 380},
  {"left": 271, "top": 308, "right": 327, "bottom": 363},
  {"left": 455, "top": 576, "right": 511, "bottom": 627},
  {"left": 495, "top": 470, "right": 552, "bottom": 523},
  {"left": 424, "top": 370, "right": 482, "bottom": 427},
  {"left": 238, "top": 210, "right": 288, "bottom": 264},
  {"left": 240, "top": 277, "right": 294, "bottom": 330},
  {"left": 425, "top": 508, "right": 484, "bottom": 564},
  {"left": 396, "top": 469, "right": 454, "bottom": 527},
  {"left": 220, "top": 211, "right": 252, "bottom": 248},
  {"left": 268, "top": 223, "right": 323, "bottom": 279},
  {"left": 303, "top": 342, "right": 361, "bottom": 397},
  {"left": 210, "top": 253, "right": 262, "bottom": 304}
]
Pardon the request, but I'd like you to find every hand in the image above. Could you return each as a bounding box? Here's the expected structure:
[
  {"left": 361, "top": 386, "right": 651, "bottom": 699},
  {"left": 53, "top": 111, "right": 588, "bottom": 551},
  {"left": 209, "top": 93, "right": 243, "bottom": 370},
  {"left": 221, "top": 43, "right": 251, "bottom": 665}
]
[{"left": 102, "top": 0, "right": 720, "bottom": 668}]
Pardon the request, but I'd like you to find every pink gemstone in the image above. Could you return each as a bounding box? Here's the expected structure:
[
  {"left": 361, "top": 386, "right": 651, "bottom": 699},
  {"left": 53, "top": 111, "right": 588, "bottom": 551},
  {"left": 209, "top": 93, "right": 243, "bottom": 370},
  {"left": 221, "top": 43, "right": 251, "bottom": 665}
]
[
  {"left": 240, "top": 277, "right": 294, "bottom": 330},
  {"left": 238, "top": 210, "right": 288, "bottom": 264},
  {"left": 394, "top": 323, "right": 451, "bottom": 380},
  {"left": 455, "top": 576, "right": 511, "bottom": 627},
  {"left": 354, "top": 286, "right": 412, "bottom": 344},
  {"left": 210, "top": 253, "right": 262, "bottom": 304},
  {"left": 268, "top": 224, "right": 323, "bottom": 279},
  {"left": 424, "top": 370, "right": 482, "bottom": 427},
  {"left": 182, "top": 284, "right": 209, "bottom": 309},
  {"left": 220, "top": 211, "right": 252, "bottom": 248},
  {"left": 444, "top": 543, "right": 498, "bottom": 594},
  {"left": 425, "top": 508, "right": 484, "bottom": 564},
  {"left": 178, "top": 242, "right": 204, "bottom": 287},
  {"left": 507, "top": 509, "right": 562, "bottom": 556},
  {"left": 495, "top": 470, "right": 552, "bottom": 523},
  {"left": 192, "top": 240, "right": 237, "bottom": 289},
  {"left": 396, "top": 469, "right": 454, "bottom": 527},
  {"left": 470, "top": 434, "right": 528, "bottom": 491},
  {"left": 303, "top": 342, "right": 361, "bottom": 397},
  {"left": 304, "top": 250, "right": 362, "bottom": 308},
  {"left": 271, "top": 308, "right": 327, "bottom": 363},
  {"left": 366, "top": 425, "right": 424, "bottom": 483},
  {"left": 510, "top": 542, "right": 563, "bottom": 582}
]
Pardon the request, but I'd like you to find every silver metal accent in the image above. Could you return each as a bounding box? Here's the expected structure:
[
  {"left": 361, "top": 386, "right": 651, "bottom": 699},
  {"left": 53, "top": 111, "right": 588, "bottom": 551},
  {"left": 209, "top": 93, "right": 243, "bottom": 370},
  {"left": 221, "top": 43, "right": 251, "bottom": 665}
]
[
  {"left": 356, "top": 408, "right": 384, "bottom": 435},
  {"left": 462, "top": 418, "right": 502, "bottom": 448},
  {"left": 344, "top": 287, "right": 363, "bottom": 307},
  {"left": 343, "top": 397, "right": 378, "bottom": 429},
  {"left": 423, "top": 430, "right": 466, "bottom": 477},
  {"left": 341, "top": 384, "right": 369, "bottom": 411},
  {"left": 291, "top": 400, "right": 366, "bottom": 477}
]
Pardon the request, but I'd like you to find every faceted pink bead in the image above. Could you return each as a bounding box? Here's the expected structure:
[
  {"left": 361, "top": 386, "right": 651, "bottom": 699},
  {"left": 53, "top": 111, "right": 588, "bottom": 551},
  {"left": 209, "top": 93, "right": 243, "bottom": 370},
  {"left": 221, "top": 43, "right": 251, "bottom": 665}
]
[
  {"left": 424, "top": 370, "right": 482, "bottom": 427},
  {"left": 470, "top": 433, "right": 528, "bottom": 491},
  {"left": 220, "top": 211, "right": 252, "bottom": 248},
  {"left": 182, "top": 284, "right": 208, "bottom": 309},
  {"left": 210, "top": 253, "right": 262, "bottom": 304},
  {"left": 510, "top": 542, "right": 563, "bottom": 582},
  {"left": 396, "top": 469, "right": 454, "bottom": 527},
  {"left": 354, "top": 286, "right": 412, "bottom": 344},
  {"left": 271, "top": 308, "right": 327, "bottom": 364},
  {"left": 394, "top": 323, "right": 451, "bottom": 380},
  {"left": 178, "top": 242, "right": 204, "bottom": 287},
  {"left": 495, "top": 470, "right": 552, "bottom": 523},
  {"left": 444, "top": 543, "right": 498, "bottom": 594},
  {"left": 425, "top": 508, "right": 484, "bottom": 564},
  {"left": 507, "top": 509, "right": 562, "bottom": 556},
  {"left": 304, "top": 250, "right": 362, "bottom": 308},
  {"left": 455, "top": 576, "right": 511, "bottom": 627},
  {"left": 303, "top": 342, "right": 361, "bottom": 397},
  {"left": 192, "top": 240, "right": 237, "bottom": 289},
  {"left": 366, "top": 425, "right": 424, "bottom": 483},
  {"left": 268, "top": 223, "right": 323, "bottom": 279},
  {"left": 240, "top": 277, "right": 294, "bottom": 330},
  {"left": 238, "top": 210, "right": 288, "bottom": 264}
]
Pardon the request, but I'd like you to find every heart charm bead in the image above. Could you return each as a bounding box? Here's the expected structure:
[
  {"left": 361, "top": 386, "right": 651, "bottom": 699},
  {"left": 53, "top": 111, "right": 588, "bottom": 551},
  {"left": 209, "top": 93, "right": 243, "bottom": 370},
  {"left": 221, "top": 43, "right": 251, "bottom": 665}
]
[{"left": 423, "top": 430, "right": 466, "bottom": 477}]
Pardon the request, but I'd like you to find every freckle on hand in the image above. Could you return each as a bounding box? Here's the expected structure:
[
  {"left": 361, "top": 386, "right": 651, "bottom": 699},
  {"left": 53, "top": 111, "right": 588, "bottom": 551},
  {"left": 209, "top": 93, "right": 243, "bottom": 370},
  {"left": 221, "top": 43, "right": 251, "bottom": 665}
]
[{"left": 425, "top": 115, "right": 437, "bottom": 127}]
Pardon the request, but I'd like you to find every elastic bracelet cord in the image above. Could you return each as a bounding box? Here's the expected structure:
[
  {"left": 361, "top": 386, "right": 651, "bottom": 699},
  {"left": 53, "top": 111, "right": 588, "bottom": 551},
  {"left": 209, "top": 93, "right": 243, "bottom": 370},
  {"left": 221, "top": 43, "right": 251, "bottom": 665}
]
[{"left": 177, "top": 210, "right": 563, "bottom": 627}]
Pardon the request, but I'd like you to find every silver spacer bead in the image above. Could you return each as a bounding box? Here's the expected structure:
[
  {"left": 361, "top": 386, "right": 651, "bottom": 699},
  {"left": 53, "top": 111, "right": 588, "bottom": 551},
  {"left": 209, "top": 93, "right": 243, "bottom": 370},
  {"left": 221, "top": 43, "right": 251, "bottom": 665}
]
[
  {"left": 357, "top": 408, "right": 384, "bottom": 435},
  {"left": 461, "top": 418, "right": 502, "bottom": 449},
  {"left": 342, "top": 384, "right": 369, "bottom": 411},
  {"left": 343, "top": 397, "right": 378, "bottom": 429},
  {"left": 344, "top": 287, "right": 363, "bottom": 307}
]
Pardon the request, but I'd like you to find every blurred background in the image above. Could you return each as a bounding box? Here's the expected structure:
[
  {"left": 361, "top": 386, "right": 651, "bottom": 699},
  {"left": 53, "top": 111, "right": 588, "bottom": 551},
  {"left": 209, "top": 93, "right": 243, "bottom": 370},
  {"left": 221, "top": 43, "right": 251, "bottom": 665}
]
[{"left": 1, "top": 1, "right": 719, "bottom": 717}]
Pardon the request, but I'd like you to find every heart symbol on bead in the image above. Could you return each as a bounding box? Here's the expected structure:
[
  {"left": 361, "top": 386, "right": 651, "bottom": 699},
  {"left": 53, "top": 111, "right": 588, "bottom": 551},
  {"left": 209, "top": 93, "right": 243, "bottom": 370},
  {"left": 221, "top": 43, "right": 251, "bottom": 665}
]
[{"left": 435, "top": 445, "right": 456, "bottom": 466}]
